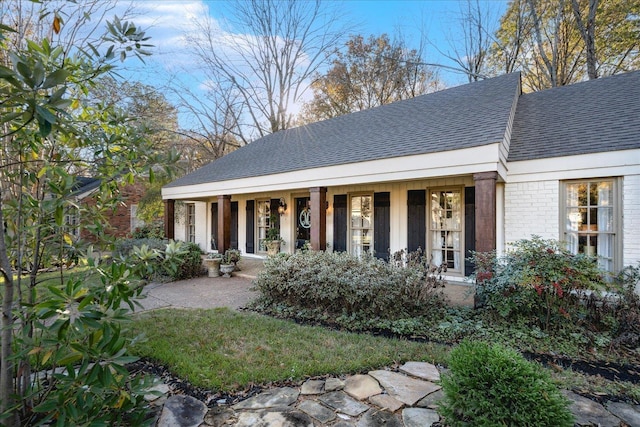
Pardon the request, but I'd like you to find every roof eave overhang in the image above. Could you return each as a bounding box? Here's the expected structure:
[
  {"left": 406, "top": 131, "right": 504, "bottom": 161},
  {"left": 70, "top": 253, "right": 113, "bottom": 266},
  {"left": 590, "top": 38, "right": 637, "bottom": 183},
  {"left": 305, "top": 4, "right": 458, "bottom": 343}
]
[
  {"left": 162, "top": 143, "right": 504, "bottom": 200},
  {"left": 506, "top": 148, "right": 640, "bottom": 183}
]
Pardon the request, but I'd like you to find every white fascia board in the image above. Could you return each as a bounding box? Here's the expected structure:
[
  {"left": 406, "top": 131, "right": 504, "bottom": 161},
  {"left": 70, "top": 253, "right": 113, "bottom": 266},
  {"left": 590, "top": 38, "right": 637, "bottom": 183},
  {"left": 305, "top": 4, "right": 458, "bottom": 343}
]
[
  {"left": 162, "top": 143, "right": 503, "bottom": 200},
  {"left": 506, "top": 149, "right": 640, "bottom": 183}
]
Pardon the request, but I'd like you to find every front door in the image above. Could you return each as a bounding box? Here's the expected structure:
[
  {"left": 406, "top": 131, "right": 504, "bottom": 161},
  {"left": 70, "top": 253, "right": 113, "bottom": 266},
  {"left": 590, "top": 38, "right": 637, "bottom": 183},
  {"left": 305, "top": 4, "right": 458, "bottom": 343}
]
[{"left": 295, "top": 197, "right": 311, "bottom": 250}]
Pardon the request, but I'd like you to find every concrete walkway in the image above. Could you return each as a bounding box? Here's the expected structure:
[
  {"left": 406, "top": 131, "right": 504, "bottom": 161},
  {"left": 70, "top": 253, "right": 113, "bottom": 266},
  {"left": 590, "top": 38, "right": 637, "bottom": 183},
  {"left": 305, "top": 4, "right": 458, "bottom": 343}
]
[{"left": 137, "top": 258, "right": 263, "bottom": 312}]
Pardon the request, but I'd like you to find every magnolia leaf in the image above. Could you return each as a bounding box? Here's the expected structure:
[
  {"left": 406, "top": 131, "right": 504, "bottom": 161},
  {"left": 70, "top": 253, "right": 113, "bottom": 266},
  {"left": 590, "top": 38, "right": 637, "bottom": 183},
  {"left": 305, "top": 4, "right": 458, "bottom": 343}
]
[
  {"left": 58, "top": 352, "right": 82, "bottom": 366},
  {"left": 42, "top": 69, "right": 69, "bottom": 89},
  {"left": 63, "top": 233, "right": 73, "bottom": 245},
  {"left": 54, "top": 205, "right": 63, "bottom": 226}
]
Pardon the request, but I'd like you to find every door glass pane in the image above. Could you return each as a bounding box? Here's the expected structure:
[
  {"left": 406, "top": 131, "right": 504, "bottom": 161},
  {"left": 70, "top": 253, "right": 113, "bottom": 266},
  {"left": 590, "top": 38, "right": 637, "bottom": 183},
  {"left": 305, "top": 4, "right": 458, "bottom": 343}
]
[
  {"left": 257, "top": 200, "right": 271, "bottom": 252},
  {"left": 350, "top": 195, "right": 372, "bottom": 256}
]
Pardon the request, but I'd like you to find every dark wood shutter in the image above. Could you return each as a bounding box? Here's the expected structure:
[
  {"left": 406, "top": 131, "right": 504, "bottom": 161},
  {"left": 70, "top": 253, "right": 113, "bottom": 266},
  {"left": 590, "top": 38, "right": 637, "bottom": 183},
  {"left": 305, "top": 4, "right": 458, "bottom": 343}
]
[
  {"left": 464, "top": 187, "right": 476, "bottom": 276},
  {"left": 231, "top": 202, "right": 238, "bottom": 250},
  {"left": 270, "top": 199, "right": 280, "bottom": 232},
  {"left": 211, "top": 202, "right": 218, "bottom": 251},
  {"left": 407, "top": 190, "right": 426, "bottom": 253},
  {"left": 245, "top": 200, "right": 255, "bottom": 253},
  {"left": 333, "top": 195, "right": 347, "bottom": 252},
  {"left": 374, "top": 192, "right": 390, "bottom": 261}
]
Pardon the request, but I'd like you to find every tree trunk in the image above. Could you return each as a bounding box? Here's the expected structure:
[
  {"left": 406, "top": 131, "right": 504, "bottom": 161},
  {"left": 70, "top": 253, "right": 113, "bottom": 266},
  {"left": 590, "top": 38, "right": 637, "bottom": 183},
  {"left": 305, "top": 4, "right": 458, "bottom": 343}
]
[
  {"left": 0, "top": 193, "right": 16, "bottom": 426},
  {"left": 572, "top": 0, "right": 599, "bottom": 79}
]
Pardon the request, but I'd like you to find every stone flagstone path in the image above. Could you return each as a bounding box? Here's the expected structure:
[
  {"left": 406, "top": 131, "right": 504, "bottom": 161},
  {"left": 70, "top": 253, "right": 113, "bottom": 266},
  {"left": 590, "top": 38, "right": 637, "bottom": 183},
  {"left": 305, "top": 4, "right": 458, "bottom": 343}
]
[{"left": 148, "top": 361, "right": 640, "bottom": 427}]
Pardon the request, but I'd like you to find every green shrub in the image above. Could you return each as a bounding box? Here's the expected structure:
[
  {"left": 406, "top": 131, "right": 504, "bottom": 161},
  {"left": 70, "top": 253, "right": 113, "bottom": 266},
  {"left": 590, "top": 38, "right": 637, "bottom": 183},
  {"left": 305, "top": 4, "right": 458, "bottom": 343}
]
[
  {"left": 251, "top": 250, "right": 447, "bottom": 325},
  {"left": 131, "top": 223, "right": 165, "bottom": 239},
  {"left": 610, "top": 263, "right": 640, "bottom": 350},
  {"left": 170, "top": 241, "right": 204, "bottom": 280},
  {"left": 114, "top": 237, "right": 168, "bottom": 257},
  {"left": 471, "top": 236, "right": 609, "bottom": 331},
  {"left": 438, "top": 340, "right": 574, "bottom": 427},
  {"left": 115, "top": 239, "right": 204, "bottom": 281}
]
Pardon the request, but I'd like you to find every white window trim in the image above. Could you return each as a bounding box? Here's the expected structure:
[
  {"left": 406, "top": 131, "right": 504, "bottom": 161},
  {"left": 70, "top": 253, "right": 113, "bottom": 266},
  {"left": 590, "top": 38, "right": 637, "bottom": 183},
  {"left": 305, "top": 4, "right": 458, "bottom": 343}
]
[{"left": 559, "top": 177, "right": 622, "bottom": 273}]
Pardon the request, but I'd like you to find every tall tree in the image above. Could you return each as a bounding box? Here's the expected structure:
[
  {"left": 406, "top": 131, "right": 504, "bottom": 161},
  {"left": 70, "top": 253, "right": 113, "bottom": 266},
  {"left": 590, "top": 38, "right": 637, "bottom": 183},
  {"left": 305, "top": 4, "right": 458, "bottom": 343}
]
[
  {"left": 88, "top": 78, "right": 181, "bottom": 224},
  {"left": 300, "top": 34, "right": 440, "bottom": 122},
  {"left": 489, "top": 0, "right": 640, "bottom": 91},
  {"left": 184, "top": 0, "right": 346, "bottom": 143}
]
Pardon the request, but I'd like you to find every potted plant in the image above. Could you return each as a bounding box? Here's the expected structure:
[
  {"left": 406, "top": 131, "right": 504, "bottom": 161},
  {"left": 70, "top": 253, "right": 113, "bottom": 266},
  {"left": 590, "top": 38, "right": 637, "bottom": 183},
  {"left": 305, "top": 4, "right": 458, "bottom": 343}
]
[
  {"left": 263, "top": 226, "right": 285, "bottom": 256},
  {"left": 220, "top": 249, "right": 241, "bottom": 277}
]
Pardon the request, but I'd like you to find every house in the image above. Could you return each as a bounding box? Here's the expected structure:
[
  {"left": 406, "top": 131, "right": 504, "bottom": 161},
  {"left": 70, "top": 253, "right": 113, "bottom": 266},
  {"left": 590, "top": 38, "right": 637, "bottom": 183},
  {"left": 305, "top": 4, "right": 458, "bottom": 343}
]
[
  {"left": 68, "top": 178, "right": 147, "bottom": 242},
  {"left": 162, "top": 71, "right": 640, "bottom": 284}
]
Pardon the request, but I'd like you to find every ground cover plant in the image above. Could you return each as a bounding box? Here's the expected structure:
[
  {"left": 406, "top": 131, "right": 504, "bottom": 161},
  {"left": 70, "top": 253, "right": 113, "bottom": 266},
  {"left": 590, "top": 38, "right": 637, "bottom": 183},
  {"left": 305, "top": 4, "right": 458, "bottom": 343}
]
[{"left": 128, "top": 308, "right": 448, "bottom": 390}]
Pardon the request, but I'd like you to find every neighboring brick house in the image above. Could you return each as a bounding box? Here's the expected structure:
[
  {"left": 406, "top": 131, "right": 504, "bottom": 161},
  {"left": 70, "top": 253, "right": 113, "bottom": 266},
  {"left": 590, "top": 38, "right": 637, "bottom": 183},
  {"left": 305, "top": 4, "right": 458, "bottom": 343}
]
[
  {"left": 69, "top": 178, "right": 147, "bottom": 242},
  {"left": 162, "top": 71, "right": 640, "bottom": 287}
]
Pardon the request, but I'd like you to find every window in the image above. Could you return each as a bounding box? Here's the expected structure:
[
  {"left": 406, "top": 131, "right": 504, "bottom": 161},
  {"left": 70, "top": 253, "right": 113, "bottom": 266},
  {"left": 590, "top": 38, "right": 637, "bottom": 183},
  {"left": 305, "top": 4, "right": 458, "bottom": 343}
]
[
  {"left": 430, "top": 189, "right": 463, "bottom": 272},
  {"left": 257, "top": 200, "right": 272, "bottom": 252},
  {"left": 186, "top": 203, "right": 195, "bottom": 243},
  {"left": 130, "top": 204, "right": 145, "bottom": 232},
  {"left": 64, "top": 208, "right": 79, "bottom": 240},
  {"left": 350, "top": 194, "right": 372, "bottom": 256},
  {"left": 563, "top": 179, "right": 619, "bottom": 272}
]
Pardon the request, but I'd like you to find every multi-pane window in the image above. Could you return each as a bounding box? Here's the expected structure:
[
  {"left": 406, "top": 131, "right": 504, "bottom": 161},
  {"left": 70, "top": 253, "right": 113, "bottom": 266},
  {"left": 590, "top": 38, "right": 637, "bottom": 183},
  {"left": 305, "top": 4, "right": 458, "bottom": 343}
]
[
  {"left": 563, "top": 179, "right": 617, "bottom": 272},
  {"left": 64, "top": 208, "right": 79, "bottom": 239},
  {"left": 257, "top": 200, "right": 272, "bottom": 252},
  {"left": 350, "top": 195, "right": 372, "bottom": 257},
  {"left": 430, "top": 189, "right": 462, "bottom": 272},
  {"left": 186, "top": 203, "right": 196, "bottom": 243},
  {"left": 130, "top": 204, "right": 145, "bottom": 232}
]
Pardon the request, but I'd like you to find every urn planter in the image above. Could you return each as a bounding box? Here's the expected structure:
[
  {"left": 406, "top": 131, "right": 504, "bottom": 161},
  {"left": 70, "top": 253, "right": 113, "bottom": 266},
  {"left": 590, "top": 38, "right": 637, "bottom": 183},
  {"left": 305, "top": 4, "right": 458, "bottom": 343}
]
[{"left": 220, "top": 263, "right": 235, "bottom": 278}]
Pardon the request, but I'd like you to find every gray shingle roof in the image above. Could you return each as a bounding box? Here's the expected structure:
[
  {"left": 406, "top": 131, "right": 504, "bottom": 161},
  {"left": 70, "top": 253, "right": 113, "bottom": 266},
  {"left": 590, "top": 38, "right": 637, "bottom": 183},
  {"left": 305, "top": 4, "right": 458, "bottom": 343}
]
[
  {"left": 509, "top": 70, "right": 640, "bottom": 161},
  {"left": 166, "top": 72, "right": 521, "bottom": 188}
]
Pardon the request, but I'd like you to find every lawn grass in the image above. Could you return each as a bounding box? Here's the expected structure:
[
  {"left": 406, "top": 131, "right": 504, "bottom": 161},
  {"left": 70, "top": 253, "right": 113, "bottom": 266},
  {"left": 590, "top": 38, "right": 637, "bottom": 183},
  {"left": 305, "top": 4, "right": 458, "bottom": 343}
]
[{"left": 128, "top": 308, "right": 449, "bottom": 391}]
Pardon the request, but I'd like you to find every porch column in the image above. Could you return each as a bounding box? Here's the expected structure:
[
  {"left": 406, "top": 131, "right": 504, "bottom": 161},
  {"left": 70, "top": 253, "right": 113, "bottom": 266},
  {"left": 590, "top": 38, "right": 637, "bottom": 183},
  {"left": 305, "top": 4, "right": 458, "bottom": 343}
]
[
  {"left": 310, "top": 187, "right": 327, "bottom": 251},
  {"left": 473, "top": 172, "right": 498, "bottom": 253},
  {"left": 164, "top": 199, "right": 175, "bottom": 240},
  {"left": 217, "top": 195, "right": 231, "bottom": 254}
]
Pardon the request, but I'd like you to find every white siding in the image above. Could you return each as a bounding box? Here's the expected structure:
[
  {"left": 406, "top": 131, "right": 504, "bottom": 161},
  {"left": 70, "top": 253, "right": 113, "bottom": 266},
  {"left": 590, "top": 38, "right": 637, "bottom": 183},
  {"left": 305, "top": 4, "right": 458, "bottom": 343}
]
[
  {"left": 193, "top": 202, "right": 208, "bottom": 251},
  {"left": 504, "top": 180, "right": 560, "bottom": 245}
]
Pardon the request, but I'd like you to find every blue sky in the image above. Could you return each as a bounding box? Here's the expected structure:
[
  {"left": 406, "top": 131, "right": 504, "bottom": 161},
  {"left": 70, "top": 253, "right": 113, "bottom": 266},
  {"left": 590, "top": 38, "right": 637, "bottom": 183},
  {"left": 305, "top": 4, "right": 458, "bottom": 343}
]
[{"left": 117, "top": 0, "right": 507, "bottom": 125}]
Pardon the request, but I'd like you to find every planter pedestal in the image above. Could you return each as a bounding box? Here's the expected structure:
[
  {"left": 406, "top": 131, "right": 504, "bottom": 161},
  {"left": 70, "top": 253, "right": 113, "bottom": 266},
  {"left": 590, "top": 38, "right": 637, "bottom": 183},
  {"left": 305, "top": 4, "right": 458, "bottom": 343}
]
[
  {"left": 204, "top": 258, "right": 221, "bottom": 277},
  {"left": 265, "top": 241, "right": 281, "bottom": 257}
]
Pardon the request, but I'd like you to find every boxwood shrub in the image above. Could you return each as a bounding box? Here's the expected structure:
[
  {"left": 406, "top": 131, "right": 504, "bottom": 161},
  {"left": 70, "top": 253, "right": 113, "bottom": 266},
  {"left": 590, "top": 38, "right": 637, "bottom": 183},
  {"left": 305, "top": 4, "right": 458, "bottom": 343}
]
[
  {"left": 438, "top": 340, "right": 574, "bottom": 427},
  {"left": 251, "top": 250, "right": 447, "bottom": 326}
]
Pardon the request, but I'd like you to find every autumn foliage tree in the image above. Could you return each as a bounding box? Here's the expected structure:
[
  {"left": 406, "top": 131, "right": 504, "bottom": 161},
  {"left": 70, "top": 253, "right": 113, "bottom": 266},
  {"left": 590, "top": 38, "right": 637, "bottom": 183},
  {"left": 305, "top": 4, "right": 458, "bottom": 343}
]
[{"left": 301, "top": 34, "right": 440, "bottom": 122}]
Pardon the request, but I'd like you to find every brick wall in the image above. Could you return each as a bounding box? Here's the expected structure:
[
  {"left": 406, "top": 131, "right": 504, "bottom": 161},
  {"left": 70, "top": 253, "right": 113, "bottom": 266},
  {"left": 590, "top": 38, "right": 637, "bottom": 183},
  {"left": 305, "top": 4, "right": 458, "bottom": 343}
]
[
  {"left": 504, "top": 180, "right": 560, "bottom": 246},
  {"left": 80, "top": 182, "right": 147, "bottom": 242},
  {"left": 624, "top": 174, "right": 640, "bottom": 268}
]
